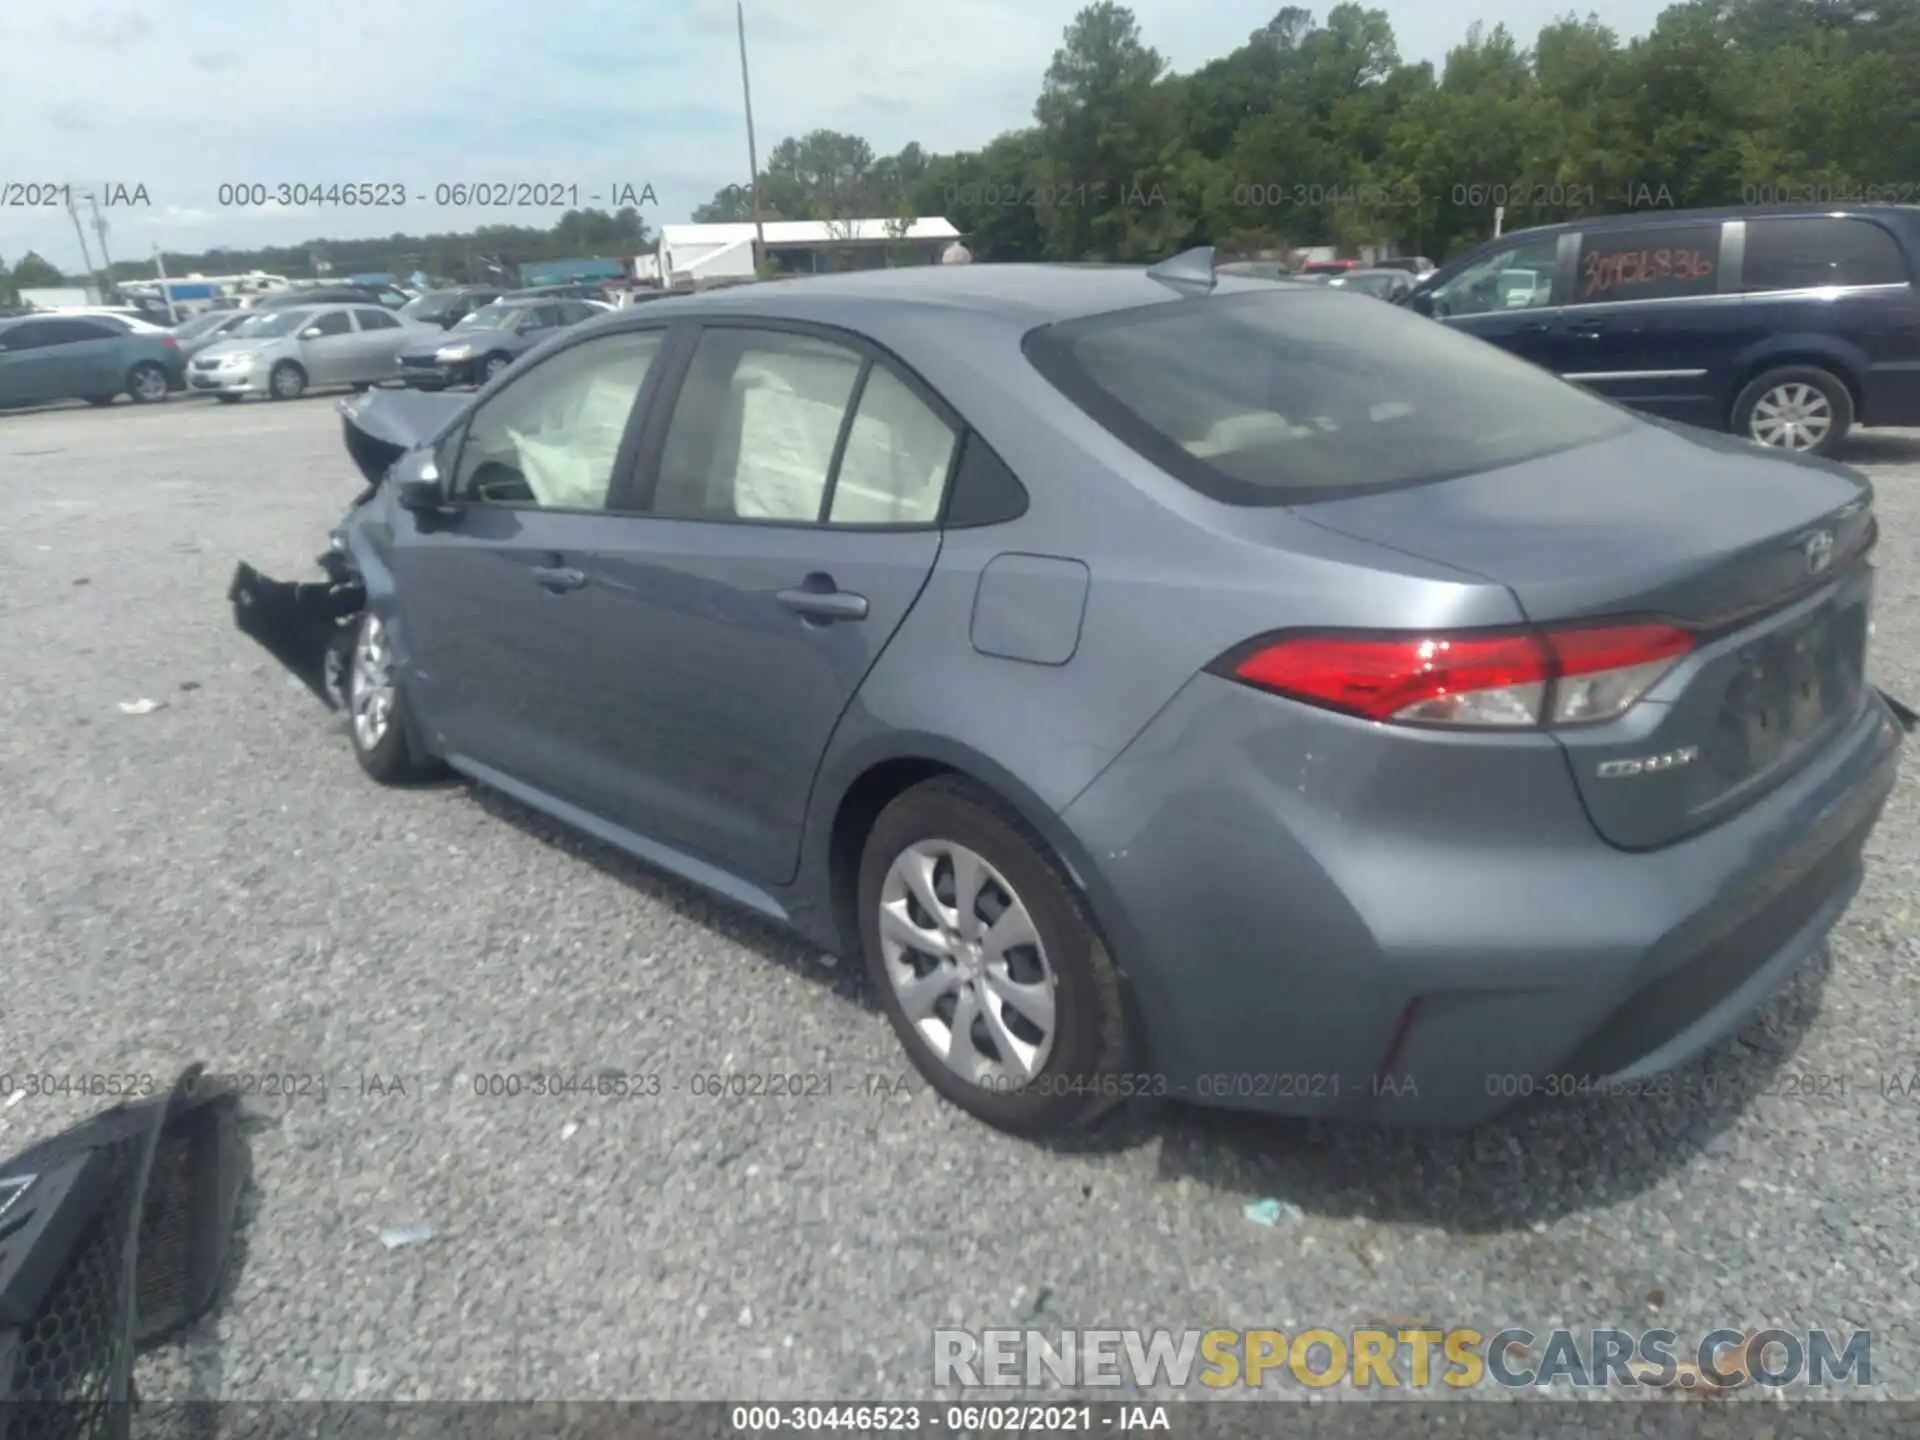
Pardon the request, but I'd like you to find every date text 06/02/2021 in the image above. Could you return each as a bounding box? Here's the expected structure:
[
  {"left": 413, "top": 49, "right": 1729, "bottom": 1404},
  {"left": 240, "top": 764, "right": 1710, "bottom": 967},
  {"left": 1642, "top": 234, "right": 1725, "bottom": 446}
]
[{"left": 211, "top": 182, "right": 658, "bottom": 208}]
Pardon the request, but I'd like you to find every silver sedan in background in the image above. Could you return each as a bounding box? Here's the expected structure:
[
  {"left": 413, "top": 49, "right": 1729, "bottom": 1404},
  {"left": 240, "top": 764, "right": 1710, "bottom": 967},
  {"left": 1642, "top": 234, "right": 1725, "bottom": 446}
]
[{"left": 186, "top": 305, "right": 437, "bottom": 402}]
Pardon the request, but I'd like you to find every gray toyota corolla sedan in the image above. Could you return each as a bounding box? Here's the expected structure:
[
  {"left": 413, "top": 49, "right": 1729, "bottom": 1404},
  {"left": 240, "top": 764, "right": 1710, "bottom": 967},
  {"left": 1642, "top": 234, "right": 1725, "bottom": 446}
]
[{"left": 230, "top": 251, "right": 1908, "bottom": 1138}]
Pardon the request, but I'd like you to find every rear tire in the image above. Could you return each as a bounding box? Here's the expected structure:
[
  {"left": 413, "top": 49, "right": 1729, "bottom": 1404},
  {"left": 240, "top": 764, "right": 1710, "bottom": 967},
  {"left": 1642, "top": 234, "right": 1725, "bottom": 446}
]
[
  {"left": 1732, "top": 364, "right": 1853, "bottom": 458},
  {"left": 343, "top": 611, "right": 442, "bottom": 785},
  {"left": 126, "top": 362, "right": 169, "bottom": 404},
  {"left": 268, "top": 361, "right": 307, "bottom": 401},
  {"left": 857, "top": 777, "right": 1131, "bottom": 1138}
]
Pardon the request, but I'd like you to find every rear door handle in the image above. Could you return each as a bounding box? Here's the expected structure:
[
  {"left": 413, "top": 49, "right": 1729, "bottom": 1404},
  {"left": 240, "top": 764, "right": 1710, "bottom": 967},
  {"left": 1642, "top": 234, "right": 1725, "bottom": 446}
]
[
  {"left": 777, "top": 585, "right": 869, "bottom": 622},
  {"left": 1570, "top": 322, "right": 1607, "bottom": 336},
  {"left": 1515, "top": 321, "right": 1552, "bottom": 334},
  {"left": 532, "top": 565, "right": 587, "bottom": 593}
]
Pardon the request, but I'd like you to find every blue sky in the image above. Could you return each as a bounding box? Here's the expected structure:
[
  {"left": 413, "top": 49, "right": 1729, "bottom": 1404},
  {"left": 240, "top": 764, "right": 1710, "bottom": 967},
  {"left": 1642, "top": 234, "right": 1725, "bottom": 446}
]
[{"left": 0, "top": 0, "right": 1670, "bottom": 274}]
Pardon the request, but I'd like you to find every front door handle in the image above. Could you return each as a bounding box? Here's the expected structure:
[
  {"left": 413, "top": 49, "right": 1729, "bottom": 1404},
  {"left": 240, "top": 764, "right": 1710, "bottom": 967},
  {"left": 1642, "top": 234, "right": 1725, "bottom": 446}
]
[
  {"left": 1515, "top": 320, "right": 1551, "bottom": 334},
  {"left": 777, "top": 583, "right": 869, "bottom": 622},
  {"left": 1570, "top": 321, "right": 1607, "bottom": 336},
  {"left": 532, "top": 565, "right": 587, "bottom": 593}
]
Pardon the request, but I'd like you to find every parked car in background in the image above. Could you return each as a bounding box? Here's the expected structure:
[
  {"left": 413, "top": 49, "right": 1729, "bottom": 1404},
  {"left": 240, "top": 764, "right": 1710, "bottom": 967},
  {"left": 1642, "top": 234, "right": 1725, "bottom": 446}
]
[
  {"left": 501, "top": 282, "right": 613, "bottom": 303},
  {"left": 44, "top": 306, "right": 170, "bottom": 332},
  {"left": 0, "top": 313, "right": 184, "bottom": 407},
  {"left": 397, "top": 287, "right": 505, "bottom": 330},
  {"left": 1217, "top": 260, "right": 1292, "bottom": 280},
  {"left": 249, "top": 285, "right": 410, "bottom": 311},
  {"left": 1327, "top": 267, "right": 1417, "bottom": 302},
  {"left": 1372, "top": 256, "right": 1437, "bottom": 277},
  {"left": 231, "top": 256, "right": 1905, "bottom": 1139},
  {"left": 168, "top": 309, "right": 252, "bottom": 360},
  {"left": 394, "top": 298, "right": 602, "bottom": 389},
  {"left": 1405, "top": 203, "right": 1920, "bottom": 456},
  {"left": 187, "top": 304, "right": 431, "bottom": 401}
]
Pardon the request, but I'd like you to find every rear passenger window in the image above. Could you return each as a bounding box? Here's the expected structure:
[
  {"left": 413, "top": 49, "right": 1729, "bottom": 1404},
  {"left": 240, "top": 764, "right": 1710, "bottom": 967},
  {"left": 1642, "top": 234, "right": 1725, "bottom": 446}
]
[
  {"left": 1742, "top": 217, "right": 1910, "bottom": 291},
  {"left": 354, "top": 308, "right": 401, "bottom": 330},
  {"left": 651, "top": 330, "right": 864, "bottom": 522},
  {"left": 1573, "top": 224, "right": 1722, "bottom": 305},
  {"left": 829, "top": 367, "right": 957, "bottom": 525}
]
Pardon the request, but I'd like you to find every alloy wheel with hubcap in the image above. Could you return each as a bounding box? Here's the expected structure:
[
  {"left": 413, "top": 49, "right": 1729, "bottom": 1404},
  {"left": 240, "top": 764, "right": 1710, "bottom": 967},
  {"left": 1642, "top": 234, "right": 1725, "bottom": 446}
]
[
  {"left": 878, "top": 839, "right": 1058, "bottom": 1087},
  {"left": 858, "top": 777, "right": 1131, "bottom": 1136},
  {"left": 1749, "top": 382, "right": 1834, "bottom": 452},
  {"left": 270, "top": 362, "right": 306, "bottom": 400},
  {"left": 127, "top": 364, "right": 169, "bottom": 404},
  {"left": 349, "top": 613, "right": 396, "bottom": 752},
  {"left": 342, "top": 610, "right": 442, "bottom": 784},
  {"left": 1733, "top": 364, "right": 1852, "bottom": 458}
]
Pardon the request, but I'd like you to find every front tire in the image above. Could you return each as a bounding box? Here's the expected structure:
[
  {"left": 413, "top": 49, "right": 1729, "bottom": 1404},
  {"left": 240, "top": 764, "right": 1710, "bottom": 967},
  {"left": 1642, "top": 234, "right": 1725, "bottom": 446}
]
[
  {"left": 268, "top": 361, "right": 307, "bottom": 401},
  {"left": 481, "top": 353, "right": 511, "bottom": 383},
  {"left": 126, "top": 362, "right": 169, "bottom": 404},
  {"left": 1733, "top": 364, "right": 1853, "bottom": 457},
  {"left": 858, "top": 777, "right": 1131, "bottom": 1137},
  {"left": 344, "top": 611, "right": 440, "bottom": 784}
]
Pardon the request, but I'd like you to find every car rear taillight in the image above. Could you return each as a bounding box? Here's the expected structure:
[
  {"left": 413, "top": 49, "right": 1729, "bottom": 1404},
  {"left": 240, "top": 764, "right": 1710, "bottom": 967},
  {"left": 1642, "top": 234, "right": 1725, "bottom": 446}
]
[
  {"left": 161, "top": 335, "right": 180, "bottom": 349},
  {"left": 1221, "top": 622, "right": 1694, "bottom": 729}
]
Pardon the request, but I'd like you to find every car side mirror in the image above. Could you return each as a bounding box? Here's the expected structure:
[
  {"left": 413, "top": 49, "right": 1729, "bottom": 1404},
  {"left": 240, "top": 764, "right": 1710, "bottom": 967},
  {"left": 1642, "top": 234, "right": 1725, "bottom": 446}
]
[
  {"left": 396, "top": 476, "right": 448, "bottom": 513},
  {"left": 301, "top": 327, "right": 323, "bottom": 339}
]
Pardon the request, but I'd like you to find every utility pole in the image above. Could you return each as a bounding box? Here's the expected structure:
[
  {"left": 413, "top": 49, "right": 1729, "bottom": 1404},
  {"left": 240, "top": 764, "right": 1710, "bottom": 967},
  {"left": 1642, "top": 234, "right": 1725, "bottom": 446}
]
[
  {"left": 65, "top": 189, "right": 99, "bottom": 299},
  {"left": 737, "top": 0, "right": 767, "bottom": 275},
  {"left": 87, "top": 192, "right": 115, "bottom": 288}
]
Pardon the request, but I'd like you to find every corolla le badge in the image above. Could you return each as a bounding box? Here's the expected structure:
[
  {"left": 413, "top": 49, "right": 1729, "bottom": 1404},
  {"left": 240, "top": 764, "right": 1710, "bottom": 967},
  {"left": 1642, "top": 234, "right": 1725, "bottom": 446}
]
[
  {"left": 1804, "top": 529, "right": 1835, "bottom": 575},
  {"left": 1596, "top": 746, "right": 1699, "bottom": 779}
]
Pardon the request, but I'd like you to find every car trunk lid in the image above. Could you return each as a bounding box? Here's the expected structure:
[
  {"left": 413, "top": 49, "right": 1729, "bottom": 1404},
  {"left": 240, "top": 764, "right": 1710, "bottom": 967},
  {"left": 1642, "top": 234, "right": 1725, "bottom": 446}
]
[{"left": 1297, "top": 421, "right": 1878, "bottom": 849}]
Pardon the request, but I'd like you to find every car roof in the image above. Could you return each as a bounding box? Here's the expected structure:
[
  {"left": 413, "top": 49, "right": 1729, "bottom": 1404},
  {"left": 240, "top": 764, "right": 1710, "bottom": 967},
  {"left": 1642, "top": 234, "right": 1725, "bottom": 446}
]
[
  {"left": 605, "top": 263, "right": 1292, "bottom": 333},
  {"left": 1490, "top": 201, "right": 1920, "bottom": 245}
]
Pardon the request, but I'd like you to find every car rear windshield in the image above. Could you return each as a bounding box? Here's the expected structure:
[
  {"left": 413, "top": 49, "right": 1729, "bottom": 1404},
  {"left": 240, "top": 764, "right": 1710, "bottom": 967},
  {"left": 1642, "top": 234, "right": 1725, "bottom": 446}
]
[{"left": 1024, "top": 288, "right": 1637, "bottom": 503}]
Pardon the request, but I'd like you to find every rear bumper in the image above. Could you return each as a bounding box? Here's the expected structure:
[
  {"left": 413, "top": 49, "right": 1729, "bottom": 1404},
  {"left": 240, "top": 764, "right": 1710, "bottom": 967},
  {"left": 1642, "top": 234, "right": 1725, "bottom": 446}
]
[{"left": 1059, "top": 676, "right": 1904, "bottom": 1127}]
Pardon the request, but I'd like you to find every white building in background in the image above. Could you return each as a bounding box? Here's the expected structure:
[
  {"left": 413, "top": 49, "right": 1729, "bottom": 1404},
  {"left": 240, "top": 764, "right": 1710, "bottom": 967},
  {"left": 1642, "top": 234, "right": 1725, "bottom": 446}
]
[{"left": 656, "top": 217, "right": 962, "bottom": 287}]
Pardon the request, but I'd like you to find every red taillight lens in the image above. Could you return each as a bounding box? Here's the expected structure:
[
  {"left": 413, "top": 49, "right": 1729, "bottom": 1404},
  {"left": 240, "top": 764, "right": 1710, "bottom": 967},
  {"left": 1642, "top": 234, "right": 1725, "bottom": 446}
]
[
  {"left": 1226, "top": 622, "right": 1693, "bottom": 729},
  {"left": 162, "top": 335, "right": 179, "bottom": 349}
]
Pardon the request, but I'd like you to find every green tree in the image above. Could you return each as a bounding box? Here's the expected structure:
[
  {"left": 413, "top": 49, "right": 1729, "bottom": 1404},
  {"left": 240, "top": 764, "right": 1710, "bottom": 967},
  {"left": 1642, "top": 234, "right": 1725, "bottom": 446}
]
[{"left": 11, "top": 251, "right": 65, "bottom": 288}]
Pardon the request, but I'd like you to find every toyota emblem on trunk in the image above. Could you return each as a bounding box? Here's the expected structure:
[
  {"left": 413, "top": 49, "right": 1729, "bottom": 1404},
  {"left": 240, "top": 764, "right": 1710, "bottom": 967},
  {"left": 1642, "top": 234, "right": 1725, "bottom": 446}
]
[{"left": 1804, "top": 530, "right": 1835, "bottom": 574}]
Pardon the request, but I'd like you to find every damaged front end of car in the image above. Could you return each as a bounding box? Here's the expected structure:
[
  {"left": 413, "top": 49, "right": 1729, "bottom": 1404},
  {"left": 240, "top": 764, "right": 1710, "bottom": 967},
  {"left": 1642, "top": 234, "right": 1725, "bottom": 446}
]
[{"left": 228, "top": 387, "right": 467, "bottom": 707}]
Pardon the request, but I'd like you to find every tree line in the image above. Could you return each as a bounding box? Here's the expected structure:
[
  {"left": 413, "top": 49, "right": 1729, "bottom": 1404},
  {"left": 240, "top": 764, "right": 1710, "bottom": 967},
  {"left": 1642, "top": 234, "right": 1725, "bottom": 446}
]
[
  {"left": 5, "top": 0, "right": 1918, "bottom": 298},
  {"left": 694, "top": 0, "right": 1920, "bottom": 263}
]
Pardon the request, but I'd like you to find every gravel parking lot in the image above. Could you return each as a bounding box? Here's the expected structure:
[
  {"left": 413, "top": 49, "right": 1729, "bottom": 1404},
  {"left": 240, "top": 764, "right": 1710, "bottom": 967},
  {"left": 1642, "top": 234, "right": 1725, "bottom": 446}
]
[{"left": 2, "top": 394, "right": 1917, "bottom": 1404}]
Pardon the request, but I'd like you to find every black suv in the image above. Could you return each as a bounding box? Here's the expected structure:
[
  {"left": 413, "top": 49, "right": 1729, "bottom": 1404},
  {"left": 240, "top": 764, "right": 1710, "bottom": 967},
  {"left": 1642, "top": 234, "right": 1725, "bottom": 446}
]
[
  {"left": 1407, "top": 204, "right": 1920, "bottom": 456},
  {"left": 250, "top": 285, "right": 410, "bottom": 311},
  {"left": 397, "top": 287, "right": 504, "bottom": 330}
]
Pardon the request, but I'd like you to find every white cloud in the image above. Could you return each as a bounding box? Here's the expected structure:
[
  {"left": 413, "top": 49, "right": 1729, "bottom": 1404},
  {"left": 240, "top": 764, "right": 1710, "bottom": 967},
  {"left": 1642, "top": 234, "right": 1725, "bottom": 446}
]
[{"left": 0, "top": 0, "right": 1670, "bottom": 269}]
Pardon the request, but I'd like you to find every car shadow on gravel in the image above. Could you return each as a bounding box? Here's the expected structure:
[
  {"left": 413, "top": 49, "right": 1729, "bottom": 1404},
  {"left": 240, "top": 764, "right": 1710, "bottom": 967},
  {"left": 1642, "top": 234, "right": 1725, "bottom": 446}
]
[
  {"left": 1842, "top": 430, "right": 1920, "bottom": 464},
  {"left": 464, "top": 783, "right": 874, "bottom": 1009},
  {"left": 453, "top": 778, "right": 1838, "bottom": 1233},
  {"left": 1108, "top": 945, "right": 1840, "bottom": 1232}
]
